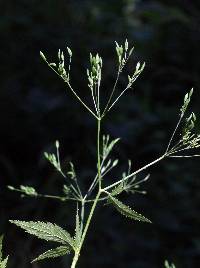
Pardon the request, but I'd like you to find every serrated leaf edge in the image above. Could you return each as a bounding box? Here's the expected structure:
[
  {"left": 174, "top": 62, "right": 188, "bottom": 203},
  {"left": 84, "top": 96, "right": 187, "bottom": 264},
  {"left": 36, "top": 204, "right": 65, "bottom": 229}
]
[
  {"left": 9, "top": 220, "right": 75, "bottom": 249},
  {"left": 109, "top": 196, "right": 151, "bottom": 223},
  {"left": 31, "top": 245, "right": 70, "bottom": 263}
]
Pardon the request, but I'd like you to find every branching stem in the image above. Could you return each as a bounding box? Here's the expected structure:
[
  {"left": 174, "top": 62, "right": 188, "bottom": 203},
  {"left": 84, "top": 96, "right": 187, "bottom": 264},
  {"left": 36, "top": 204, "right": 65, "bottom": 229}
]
[
  {"left": 103, "top": 154, "right": 166, "bottom": 191},
  {"left": 70, "top": 118, "right": 102, "bottom": 268},
  {"left": 45, "top": 61, "right": 99, "bottom": 120},
  {"left": 165, "top": 114, "right": 183, "bottom": 153},
  {"left": 102, "top": 69, "right": 120, "bottom": 117}
]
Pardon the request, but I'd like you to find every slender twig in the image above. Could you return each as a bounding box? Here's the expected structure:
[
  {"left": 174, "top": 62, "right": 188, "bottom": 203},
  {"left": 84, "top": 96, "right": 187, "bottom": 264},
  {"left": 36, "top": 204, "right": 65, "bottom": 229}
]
[
  {"left": 97, "top": 72, "right": 101, "bottom": 116},
  {"left": 80, "top": 200, "right": 85, "bottom": 233},
  {"left": 105, "top": 85, "right": 130, "bottom": 114},
  {"left": 74, "top": 179, "right": 83, "bottom": 199},
  {"left": 169, "top": 154, "right": 200, "bottom": 158},
  {"left": 45, "top": 61, "right": 99, "bottom": 120},
  {"left": 84, "top": 157, "right": 107, "bottom": 199},
  {"left": 97, "top": 119, "right": 102, "bottom": 189},
  {"left": 102, "top": 69, "right": 120, "bottom": 117},
  {"left": 103, "top": 154, "right": 166, "bottom": 191},
  {"left": 91, "top": 88, "right": 98, "bottom": 115},
  {"left": 101, "top": 162, "right": 117, "bottom": 178},
  {"left": 67, "top": 82, "right": 99, "bottom": 120},
  {"left": 165, "top": 114, "right": 183, "bottom": 153}
]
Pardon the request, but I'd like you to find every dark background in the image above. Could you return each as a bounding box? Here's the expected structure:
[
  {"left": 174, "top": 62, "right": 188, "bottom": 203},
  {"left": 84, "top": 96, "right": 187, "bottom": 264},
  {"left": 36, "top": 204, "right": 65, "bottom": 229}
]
[{"left": 1, "top": 0, "right": 200, "bottom": 267}]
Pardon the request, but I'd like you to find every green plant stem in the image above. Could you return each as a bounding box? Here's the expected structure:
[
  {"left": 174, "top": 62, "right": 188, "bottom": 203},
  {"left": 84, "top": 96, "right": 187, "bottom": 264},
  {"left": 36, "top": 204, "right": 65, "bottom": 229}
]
[
  {"left": 70, "top": 118, "right": 102, "bottom": 268},
  {"left": 84, "top": 156, "right": 107, "bottom": 199},
  {"left": 46, "top": 61, "right": 99, "bottom": 120},
  {"left": 80, "top": 200, "right": 85, "bottom": 233},
  {"left": 169, "top": 154, "right": 200, "bottom": 158},
  {"left": 71, "top": 190, "right": 101, "bottom": 268},
  {"left": 67, "top": 82, "right": 99, "bottom": 120},
  {"left": 165, "top": 114, "right": 183, "bottom": 153},
  {"left": 103, "top": 154, "right": 166, "bottom": 191},
  {"left": 107, "top": 85, "right": 130, "bottom": 113},
  {"left": 71, "top": 250, "right": 80, "bottom": 268},
  {"left": 97, "top": 119, "right": 102, "bottom": 189},
  {"left": 102, "top": 70, "right": 120, "bottom": 117},
  {"left": 39, "top": 194, "right": 77, "bottom": 201}
]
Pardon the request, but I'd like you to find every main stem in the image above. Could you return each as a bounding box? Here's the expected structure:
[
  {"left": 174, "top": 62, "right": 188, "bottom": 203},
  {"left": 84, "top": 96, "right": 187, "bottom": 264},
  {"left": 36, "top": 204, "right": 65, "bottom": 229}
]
[
  {"left": 97, "top": 119, "right": 101, "bottom": 189},
  {"left": 71, "top": 119, "right": 102, "bottom": 268}
]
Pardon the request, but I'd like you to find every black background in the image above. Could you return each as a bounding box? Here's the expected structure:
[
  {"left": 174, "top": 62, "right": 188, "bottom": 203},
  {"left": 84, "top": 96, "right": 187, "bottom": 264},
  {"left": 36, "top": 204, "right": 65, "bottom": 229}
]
[{"left": 1, "top": 1, "right": 200, "bottom": 267}]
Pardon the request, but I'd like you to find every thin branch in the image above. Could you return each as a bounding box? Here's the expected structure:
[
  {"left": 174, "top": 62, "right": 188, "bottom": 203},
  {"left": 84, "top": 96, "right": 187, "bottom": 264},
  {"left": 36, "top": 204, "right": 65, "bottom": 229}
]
[
  {"left": 84, "top": 155, "right": 108, "bottom": 199},
  {"left": 102, "top": 69, "right": 120, "bottom": 117},
  {"left": 67, "top": 82, "right": 99, "bottom": 120},
  {"left": 165, "top": 114, "right": 183, "bottom": 153},
  {"left": 105, "top": 85, "right": 130, "bottom": 114},
  {"left": 91, "top": 88, "right": 98, "bottom": 115},
  {"left": 38, "top": 193, "right": 78, "bottom": 202},
  {"left": 103, "top": 154, "right": 166, "bottom": 191},
  {"left": 97, "top": 72, "right": 101, "bottom": 116},
  {"left": 80, "top": 200, "right": 85, "bottom": 233},
  {"left": 169, "top": 154, "right": 200, "bottom": 158},
  {"left": 46, "top": 61, "right": 99, "bottom": 120}
]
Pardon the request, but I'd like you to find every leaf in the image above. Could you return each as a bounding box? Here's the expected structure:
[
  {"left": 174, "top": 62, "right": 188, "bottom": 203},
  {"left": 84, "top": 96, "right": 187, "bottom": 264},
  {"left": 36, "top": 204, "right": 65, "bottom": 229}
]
[
  {"left": 10, "top": 221, "right": 75, "bottom": 248},
  {"left": 31, "top": 246, "right": 70, "bottom": 263},
  {"left": 0, "top": 235, "right": 9, "bottom": 268},
  {"left": 0, "top": 256, "right": 9, "bottom": 268},
  {"left": 107, "top": 138, "right": 120, "bottom": 155},
  {"left": 74, "top": 206, "right": 82, "bottom": 248},
  {"left": 108, "top": 196, "right": 151, "bottom": 223},
  {"left": 110, "top": 183, "right": 124, "bottom": 197},
  {"left": 102, "top": 135, "right": 120, "bottom": 160}
]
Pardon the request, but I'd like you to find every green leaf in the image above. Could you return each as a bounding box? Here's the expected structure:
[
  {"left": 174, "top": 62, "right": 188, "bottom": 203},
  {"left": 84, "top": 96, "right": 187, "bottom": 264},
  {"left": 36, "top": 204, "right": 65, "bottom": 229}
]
[
  {"left": 0, "top": 235, "right": 9, "bottom": 268},
  {"left": 108, "top": 196, "right": 151, "bottom": 223},
  {"left": 102, "top": 135, "right": 120, "bottom": 160},
  {"left": 10, "top": 221, "right": 75, "bottom": 248},
  {"left": 0, "top": 256, "right": 9, "bottom": 268},
  {"left": 110, "top": 183, "right": 124, "bottom": 197},
  {"left": 74, "top": 208, "right": 82, "bottom": 248},
  {"left": 32, "top": 246, "right": 71, "bottom": 263}
]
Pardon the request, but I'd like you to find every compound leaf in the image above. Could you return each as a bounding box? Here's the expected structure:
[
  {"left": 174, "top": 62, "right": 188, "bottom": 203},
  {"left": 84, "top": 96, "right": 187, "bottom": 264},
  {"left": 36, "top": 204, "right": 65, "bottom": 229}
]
[
  {"left": 32, "top": 245, "right": 71, "bottom": 263},
  {"left": 10, "top": 221, "right": 75, "bottom": 249},
  {"left": 108, "top": 196, "right": 151, "bottom": 223}
]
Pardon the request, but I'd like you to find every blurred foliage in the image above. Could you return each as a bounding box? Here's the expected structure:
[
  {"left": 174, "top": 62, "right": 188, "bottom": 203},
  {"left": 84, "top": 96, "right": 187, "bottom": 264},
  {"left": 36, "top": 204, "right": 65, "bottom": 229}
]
[{"left": 1, "top": 0, "right": 200, "bottom": 267}]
